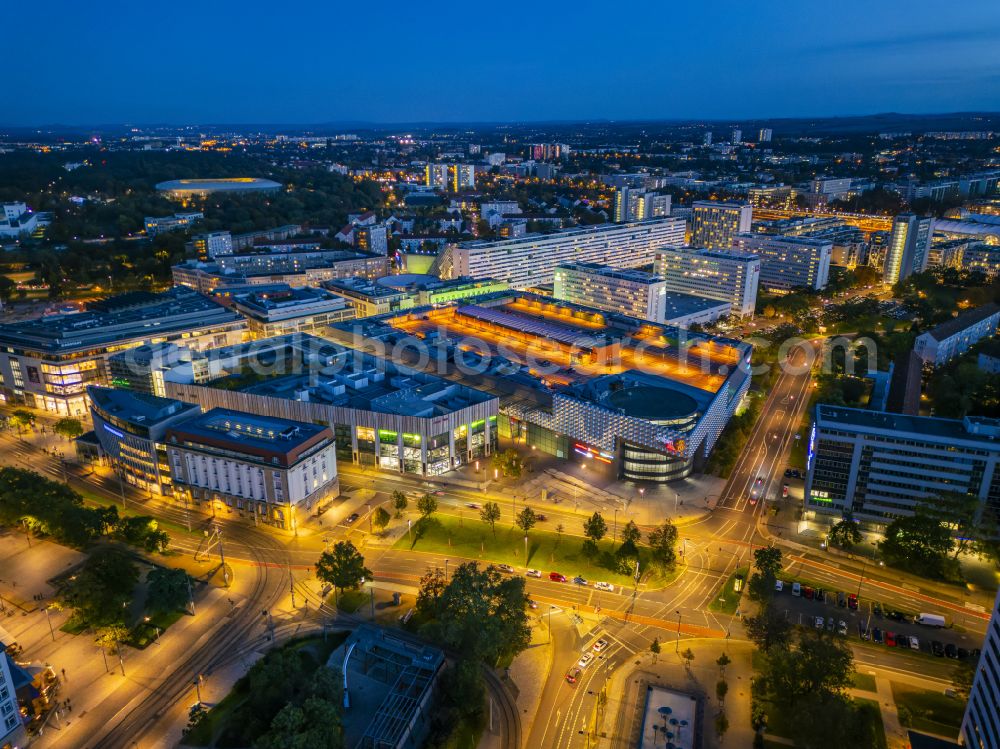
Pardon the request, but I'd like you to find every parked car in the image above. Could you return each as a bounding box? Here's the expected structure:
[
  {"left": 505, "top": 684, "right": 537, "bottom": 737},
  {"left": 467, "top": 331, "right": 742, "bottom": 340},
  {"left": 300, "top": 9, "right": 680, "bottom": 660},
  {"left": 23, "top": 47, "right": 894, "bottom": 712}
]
[
  {"left": 826, "top": 617, "right": 835, "bottom": 632},
  {"left": 593, "top": 638, "right": 609, "bottom": 653},
  {"left": 958, "top": 647, "right": 970, "bottom": 660},
  {"left": 573, "top": 576, "right": 588, "bottom": 586},
  {"left": 858, "top": 624, "right": 870, "bottom": 640},
  {"left": 931, "top": 640, "right": 945, "bottom": 657},
  {"left": 814, "top": 616, "right": 824, "bottom": 629},
  {"left": 792, "top": 582, "right": 802, "bottom": 597},
  {"left": 837, "top": 591, "right": 847, "bottom": 607},
  {"left": 848, "top": 594, "right": 859, "bottom": 610},
  {"left": 526, "top": 569, "right": 542, "bottom": 578},
  {"left": 594, "top": 581, "right": 614, "bottom": 592},
  {"left": 803, "top": 586, "right": 814, "bottom": 600},
  {"left": 885, "top": 609, "right": 905, "bottom": 621},
  {"left": 549, "top": 572, "right": 567, "bottom": 582},
  {"left": 497, "top": 564, "right": 515, "bottom": 574},
  {"left": 908, "top": 636, "right": 920, "bottom": 650},
  {"left": 578, "top": 652, "right": 595, "bottom": 669},
  {"left": 345, "top": 512, "right": 360, "bottom": 524},
  {"left": 945, "top": 643, "right": 959, "bottom": 659},
  {"left": 837, "top": 620, "right": 848, "bottom": 636},
  {"left": 873, "top": 602, "right": 883, "bottom": 617},
  {"left": 775, "top": 580, "right": 785, "bottom": 593},
  {"left": 815, "top": 588, "right": 826, "bottom": 603},
  {"left": 885, "top": 632, "right": 897, "bottom": 647}
]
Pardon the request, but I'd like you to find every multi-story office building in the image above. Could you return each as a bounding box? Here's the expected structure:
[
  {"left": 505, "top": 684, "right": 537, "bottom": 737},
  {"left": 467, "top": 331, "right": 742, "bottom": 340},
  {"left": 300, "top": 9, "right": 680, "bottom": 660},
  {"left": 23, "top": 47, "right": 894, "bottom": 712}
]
[
  {"left": 230, "top": 286, "right": 354, "bottom": 339},
  {"left": 690, "top": 201, "right": 752, "bottom": 249},
  {"left": 0, "top": 644, "right": 26, "bottom": 748},
  {"left": 733, "top": 233, "right": 832, "bottom": 291},
  {"left": 324, "top": 278, "right": 414, "bottom": 318},
  {"left": 0, "top": 201, "right": 39, "bottom": 238},
  {"left": 758, "top": 128, "right": 772, "bottom": 143},
  {"left": 553, "top": 262, "right": 667, "bottom": 322},
  {"left": 883, "top": 213, "right": 934, "bottom": 284},
  {"left": 192, "top": 231, "right": 233, "bottom": 260},
  {"left": 0, "top": 287, "right": 246, "bottom": 416},
  {"left": 656, "top": 247, "right": 760, "bottom": 317},
  {"left": 805, "top": 404, "right": 1000, "bottom": 522},
  {"left": 961, "top": 585, "right": 1000, "bottom": 749},
  {"left": 172, "top": 252, "right": 389, "bottom": 293},
  {"left": 441, "top": 217, "right": 686, "bottom": 289},
  {"left": 913, "top": 303, "right": 1000, "bottom": 367},
  {"left": 89, "top": 386, "right": 201, "bottom": 496},
  {"left": 614, "top": 188, "right": 671, "bottom": 223},
  {"left": 166, "top": 408, "right": 338, "bottom": 530},
  {"left": 143, "top": 212, "right": 203, "bottom": 236},
  {"left": 165, "top": 350, "right": 499, "bottom": 478},
  {"left": 809, "top": 177, "right": 854, "bottom": 202}
]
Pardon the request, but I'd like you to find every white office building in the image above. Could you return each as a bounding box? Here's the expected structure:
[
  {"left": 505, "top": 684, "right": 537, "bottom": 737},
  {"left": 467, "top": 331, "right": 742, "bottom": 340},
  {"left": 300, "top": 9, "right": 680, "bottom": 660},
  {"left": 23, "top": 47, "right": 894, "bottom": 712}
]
[
  {"left": 656, "top": 247, "right": 760, "bottom": 317},
  {"left": 690, "top": 201, "right": 752, "bottom": 250},
  {"left": 883, "top": 213, "right": 934, "bottom": 284},
  {"left": 734, "top": 233, "right": 832, "bottom": 291},
  {"left": 805, "top": 405, "right": 1000, "bottom": 522},
  {"left": 553, "top": 263, "right": 666, "bottom": 322},
  {"left": 441, "top": 217, "right": 686, "bottom": 290},
  {"left": 913, "top": 303, "right": 1000, "bottom": 367},
  {"left": 192, "top": 231, "right": 234, "bottom": 260},
  {"left": 962, "top": 585, "right": 1000, "bottom": 749}
]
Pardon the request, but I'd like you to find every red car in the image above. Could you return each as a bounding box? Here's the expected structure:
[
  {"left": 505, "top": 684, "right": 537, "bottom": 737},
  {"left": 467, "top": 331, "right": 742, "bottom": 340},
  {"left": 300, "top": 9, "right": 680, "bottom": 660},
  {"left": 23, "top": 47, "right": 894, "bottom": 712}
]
[
  {"left": 847, "top": 594, "right": 859, "bottom": 610},
  {"left": 803, "top": 586, "right": 814, "bottom": 600},
  {"left": 549, "top": 572, "right": 567, "bottom": 582},
  {"left": 885, "top": 631, "right": 897, "bottom": 647}
]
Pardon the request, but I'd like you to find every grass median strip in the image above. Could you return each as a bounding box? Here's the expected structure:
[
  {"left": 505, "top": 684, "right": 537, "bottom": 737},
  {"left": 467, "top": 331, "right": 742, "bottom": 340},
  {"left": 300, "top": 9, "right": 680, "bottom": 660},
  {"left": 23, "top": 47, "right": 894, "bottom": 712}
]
[{"left": 709, "top": 565, "right": 749, "bottom": 615}]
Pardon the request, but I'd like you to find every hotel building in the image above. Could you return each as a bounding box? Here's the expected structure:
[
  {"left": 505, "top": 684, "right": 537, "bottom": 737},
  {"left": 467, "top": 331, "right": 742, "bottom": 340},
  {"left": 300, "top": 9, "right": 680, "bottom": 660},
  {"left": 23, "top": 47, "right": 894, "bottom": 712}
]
[{"left": 656, "top": 247, "right": 760, "bottom": 317}]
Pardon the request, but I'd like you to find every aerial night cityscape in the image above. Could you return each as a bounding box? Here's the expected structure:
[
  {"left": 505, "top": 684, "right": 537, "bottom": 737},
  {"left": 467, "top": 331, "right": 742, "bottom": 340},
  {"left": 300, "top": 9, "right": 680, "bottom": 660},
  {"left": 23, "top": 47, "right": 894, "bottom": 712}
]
[{"left": 3, "top": 3, "right": 1000, "bottom": 749}]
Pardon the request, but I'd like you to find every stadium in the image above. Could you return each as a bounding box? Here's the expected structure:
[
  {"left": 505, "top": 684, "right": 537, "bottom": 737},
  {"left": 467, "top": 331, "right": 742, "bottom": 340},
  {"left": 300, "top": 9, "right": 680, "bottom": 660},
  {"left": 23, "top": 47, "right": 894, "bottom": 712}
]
[
  {"left": 155, "top": 177, "right": 283, "bottom": 199},
  {"left": 329, "top": 291, "right": 752, "bottom": 482}
]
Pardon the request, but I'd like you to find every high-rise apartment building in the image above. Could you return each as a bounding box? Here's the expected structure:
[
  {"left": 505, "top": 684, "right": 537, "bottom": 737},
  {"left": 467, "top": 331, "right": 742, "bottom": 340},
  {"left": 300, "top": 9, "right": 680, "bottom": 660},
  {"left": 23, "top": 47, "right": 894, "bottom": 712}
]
[
  {"left": 883, "top": 213, "right": 934, "bottom": 284},
  {"left": 690, "top": 201, "right": 753, "bottom": 250},
  {"left": 192, "top": 231, "right": 234, "bottom": 260},
  {"left": 553, "top": 263, "right": 667, "bottom": 322},
  {"left": 656, "top": 247, "right": 760, "bottom": 317},
  {"left": 443, "top": 217, "right": 686, "bottom": 290},
  {"left": 614, "top": 188, "right": 671, "bottom": 223},
  {"left": 805, "top": 405, "right": 1000, "bottom": 521},
  {"left": 962, "top": 586, "right": 1000, "bottom": 749},
  {"left": 758, "top": 128, "right": 773, "bottom": 143},
  {"left": 731, "top": 129, "right": 742, "bottom": 144},
  {"left": 425, "top": 163, "right": 475, "bottom": 191},
  {"left": 733, "top": 233, "right": 832, "bottom": 291}
]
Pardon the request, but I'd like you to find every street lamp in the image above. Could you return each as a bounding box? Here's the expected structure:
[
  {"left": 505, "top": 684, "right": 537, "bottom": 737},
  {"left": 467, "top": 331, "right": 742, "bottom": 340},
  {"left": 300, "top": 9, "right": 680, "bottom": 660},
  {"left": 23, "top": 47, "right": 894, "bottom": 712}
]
[
  {"left": 675, "top": 610, "right": 682, "bottom": 653},
  {"left": 44, "top": 606, "right": 55, "bottom": 642}
]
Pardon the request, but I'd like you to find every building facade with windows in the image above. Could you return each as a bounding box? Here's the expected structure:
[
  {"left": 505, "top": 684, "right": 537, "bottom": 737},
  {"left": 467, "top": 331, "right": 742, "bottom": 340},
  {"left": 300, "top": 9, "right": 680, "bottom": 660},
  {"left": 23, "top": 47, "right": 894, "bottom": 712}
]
[
  {"left": 656, "top": 247, "right": 760, "bottom": 317},
  {"left": 961, "top": 586, "right": 1000, "bottom": 749},
  {"left": 441, "top": 218, "right": 686, "bottom": 290},
  {"left": 804, "top": 404, "right": 1000, "bottom": 523},
  {"left": 734, "top": 233, "right": 832, "bottom": 291},
  {"left": 553, "top": 262, "right": 666, "bottom": 322},
  {"left": 230, "top": 286, "right": 354, "bottom": 339},
  {"left": 913, "top": 303, "right": 1000, "bottom": 367},
  {"left": 614, "top": 188, "right": 671, "bottom": 223},
  {"left": 165, "top": 408, "right": 337, "bottom": 530},
  {"left": 690, "top": 201, "right": 752, "bottom": 249},
  {"left": 0, "top": 287, "right": 245, "bottom": 416},
  {"left": 883, "top": 213, "right": 934, "bottom": 284}
]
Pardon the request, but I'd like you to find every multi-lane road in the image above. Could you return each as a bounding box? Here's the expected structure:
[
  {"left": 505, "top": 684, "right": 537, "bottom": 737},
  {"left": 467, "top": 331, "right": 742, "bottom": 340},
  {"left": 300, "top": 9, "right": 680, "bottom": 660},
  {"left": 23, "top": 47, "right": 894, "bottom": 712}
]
[{"left": 3, "top": 338, "right": 992, "bottom": 748}]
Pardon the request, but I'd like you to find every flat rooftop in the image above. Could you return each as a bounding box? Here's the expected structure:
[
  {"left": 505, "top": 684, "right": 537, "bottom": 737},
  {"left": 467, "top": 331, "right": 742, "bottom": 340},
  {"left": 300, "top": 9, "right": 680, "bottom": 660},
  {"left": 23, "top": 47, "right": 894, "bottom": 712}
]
[
  {"left": 166, "top": 407, "right": 329, "bottom": 460},
  {"left": 817, "top": 404, "right": 1000, "bottom": 444},
  {"left": 156, "top": 178, "right": 282, "bottom": 192},
  {"left": 88, "top": 386, "right": 199, "bottom": 426},
  {"left": 557, "top": 262, "right": 664, "bottom": 285}
]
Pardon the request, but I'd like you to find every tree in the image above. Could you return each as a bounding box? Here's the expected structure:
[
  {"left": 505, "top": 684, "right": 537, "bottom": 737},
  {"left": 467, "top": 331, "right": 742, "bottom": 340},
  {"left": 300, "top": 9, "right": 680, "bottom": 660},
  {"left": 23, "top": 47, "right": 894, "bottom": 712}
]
[
  {"left": 479, "top": 501, "right": 501, "bottom": 538},
  {"left": 681, "top": 647, "right": 695, "bottom": 671},
  {"left": 114, "top": 515, "right": 169, "bottom": 552},
  {"left": 418, "top": 562, "right": 530, "bottom": 666},
  {"left": 647, "top": 520, "right": 678, "bottom": 569},
  {"left": 371, "top": 506, "right": 390, "bottom": 534},
  {"left": 650, "top": 637, "right": 661, "bottom": 663},
  {"left": 417, "top": 493, "right": 438, "bottom": 520},
  {"left": 315, "top": 541, "right": 371, "bottom": 599},
  {"left": 256, "top": 696, "right": 344, "bottom": 749},
  {"left": 416, "top": 567, "right": 448, "bottom": 618},
  {"left": 59, "top": 547, "right": 139, "bottom": 628},
  {"left": 391, "top": 490, "right": 408, "bottom": 518},
  {"left": 827, "top": 515, "right": 863, "bottom": 550},
  {"left": 491, "top": 448, "right": 522, "bottom": 478},
  {"left": 146, "top": 567, "right": 190, "bottom": 613},
  {"left": 761, "top": 631, "right": 854, "bottom": 706},
  {"left": 53, "top": 417, "right": 84, "bottom": 440},
  {"left": 921, "top": 492, "right": 998, "bottom": 560},
  {"left": 555, "top": 523, "right": 564, "bottom": 543},
  {"left": 716, "top": 653, "right": 731, "bottom": 677},
  {"left": 515, "top": 506, "right": 537, "bottom": 534},
  {"left": 9, "top": 409, "right": 34, "bottom": 433},
  {"left": 95, "top": 624, "right": 131, "bottom": 654},
  {"left": 716, "top": 679, "right": 729, "bottom": 703},
  {"left": 620, "top": 520, "right": 641, "bottom": 546},
  {"left": 583, "top": 512, "right": 607, "bottom": 544},
  {"left": 881, "top": 511, "right": 955, "bottom": 578},
  {"left": 744, "top": 601, "right": 793, "bottom": 653},
  {"left": 753, "top": 546, "right": 783, "bottom": 578},
  {"left": 715, "top": 711, "right": 729, "bottom": 740}
]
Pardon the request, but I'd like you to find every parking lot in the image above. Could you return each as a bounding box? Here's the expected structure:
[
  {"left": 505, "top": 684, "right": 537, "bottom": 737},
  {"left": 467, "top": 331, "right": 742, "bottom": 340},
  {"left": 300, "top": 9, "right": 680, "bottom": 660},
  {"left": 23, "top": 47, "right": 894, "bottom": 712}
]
[{"left": 773, "top": 581, "right": 983, "bottom": 661}]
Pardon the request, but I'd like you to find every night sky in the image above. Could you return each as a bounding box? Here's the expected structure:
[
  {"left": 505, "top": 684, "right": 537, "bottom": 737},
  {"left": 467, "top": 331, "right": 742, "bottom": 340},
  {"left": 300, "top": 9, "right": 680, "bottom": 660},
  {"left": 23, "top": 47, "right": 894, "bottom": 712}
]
[{"left": 11, "top": 0, "right": 1000, "bottom": 125}]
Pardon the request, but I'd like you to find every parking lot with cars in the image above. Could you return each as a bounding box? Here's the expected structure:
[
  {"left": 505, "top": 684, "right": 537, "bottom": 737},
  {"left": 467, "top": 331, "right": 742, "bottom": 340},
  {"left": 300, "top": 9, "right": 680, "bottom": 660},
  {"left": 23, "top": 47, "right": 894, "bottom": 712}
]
[{"left": 773, "top": 581, "right": 982, "bottom": 661}]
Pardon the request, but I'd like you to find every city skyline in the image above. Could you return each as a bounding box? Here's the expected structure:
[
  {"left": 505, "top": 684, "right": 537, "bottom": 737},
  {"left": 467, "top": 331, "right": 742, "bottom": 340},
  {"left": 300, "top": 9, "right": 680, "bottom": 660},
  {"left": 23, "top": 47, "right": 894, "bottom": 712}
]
[{"left": 8, "top": 0, "right": 1000, "bottom": 126}]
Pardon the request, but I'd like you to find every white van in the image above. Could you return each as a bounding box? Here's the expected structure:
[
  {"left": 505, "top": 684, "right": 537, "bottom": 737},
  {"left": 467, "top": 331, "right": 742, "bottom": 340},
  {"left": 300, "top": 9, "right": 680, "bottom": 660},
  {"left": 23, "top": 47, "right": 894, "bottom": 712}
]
[{"left": 915, "top": 613, "right": 946, "bottom": 628}]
